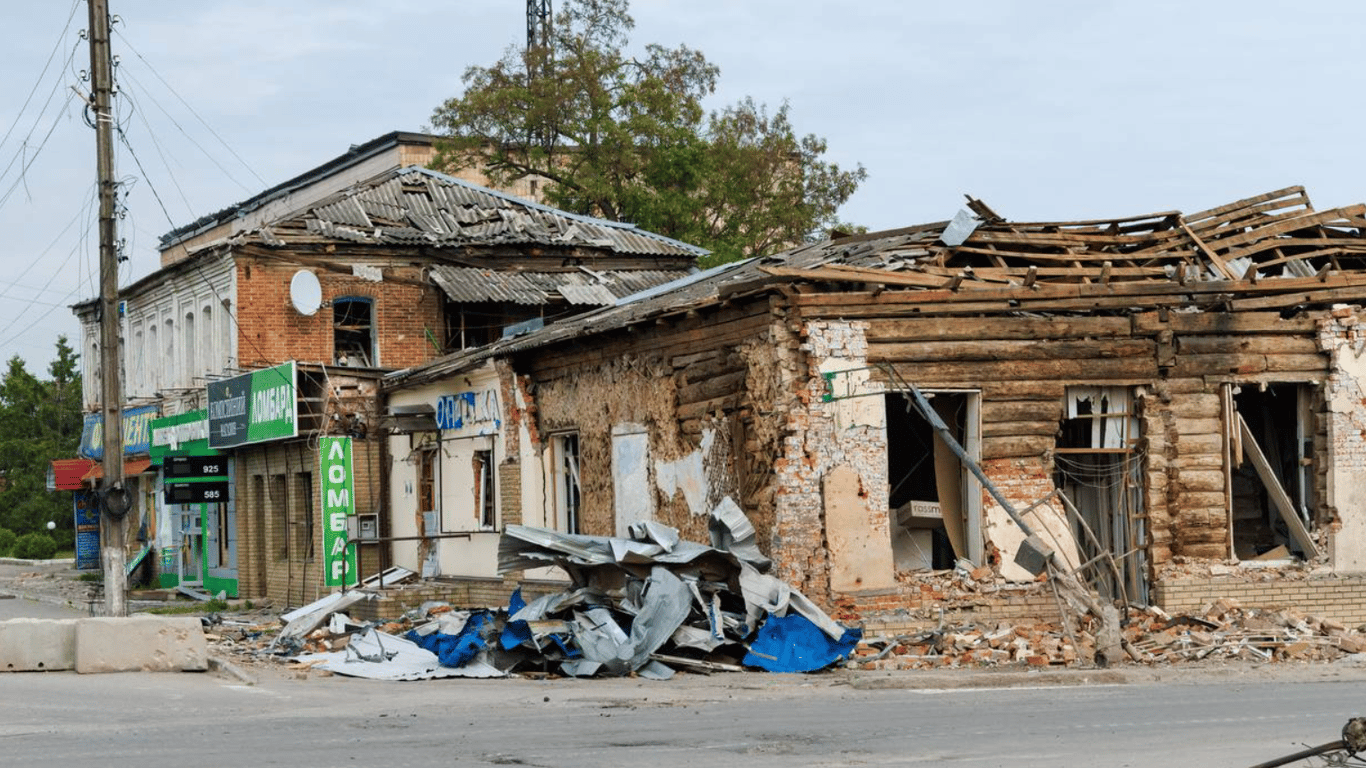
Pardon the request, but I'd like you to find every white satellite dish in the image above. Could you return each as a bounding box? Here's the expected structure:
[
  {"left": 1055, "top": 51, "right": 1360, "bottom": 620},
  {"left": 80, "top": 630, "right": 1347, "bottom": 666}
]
[{"left": 289, "top": 270, "right": 322, "bottom": 316}]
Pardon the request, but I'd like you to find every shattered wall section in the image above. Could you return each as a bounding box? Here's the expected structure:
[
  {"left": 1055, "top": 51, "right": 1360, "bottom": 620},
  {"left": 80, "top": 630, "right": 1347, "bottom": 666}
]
[
  {"left": 773, "top": 320, "right": 896, "bottom": 605},
  {"left": 1320, "top": 306, "right": 1366, "bottom": 572},
  {"left": 981, "top": 457, "right": 1082, "bottom": 582}
]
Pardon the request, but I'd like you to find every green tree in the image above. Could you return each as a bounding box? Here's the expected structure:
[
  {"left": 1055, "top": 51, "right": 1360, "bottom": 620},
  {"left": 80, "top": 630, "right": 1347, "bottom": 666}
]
[
  {"left": 0, "top": 336, "right": 83, "bottom": 539},
  {"left": 430, "top": 0, "right": 867, "bottom": 264}
]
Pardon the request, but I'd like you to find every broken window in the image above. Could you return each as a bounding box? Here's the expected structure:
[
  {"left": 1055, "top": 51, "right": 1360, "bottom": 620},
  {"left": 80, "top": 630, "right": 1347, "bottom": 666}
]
[
  {"left": 473, "top": 449, "right": 496, "bottom": 528},
  {"left": 885, "top": 391, "right": 982, "bottom": 571},
  {"left": 1230, "top": 383, "right": 1317, "bottom": 560},
  {"left": 333, "top": 297, "right": 374, "bottom": 367},
  {"left": 550, "top": 432, "right": 581, "bottom": 534},
  {"left": 1056, "top": 386, "right": 1146, "bottom": 604},
  {"left": 445, "top": 301, "right": 544, "bottom": 351}
]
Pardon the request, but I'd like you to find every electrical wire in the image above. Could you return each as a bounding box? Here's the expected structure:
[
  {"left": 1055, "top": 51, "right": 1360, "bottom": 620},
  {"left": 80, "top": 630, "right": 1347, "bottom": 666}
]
[
  {"left": 0, "top": 0, "right": 83, "bottom": 205},
  {"left": 112, "top": 27, "right": 265, "bottom": 191}
]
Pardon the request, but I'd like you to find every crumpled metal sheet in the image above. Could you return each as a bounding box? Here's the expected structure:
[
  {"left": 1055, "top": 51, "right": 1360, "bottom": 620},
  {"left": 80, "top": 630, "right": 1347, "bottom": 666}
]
[
  {"left": 493, "top": 497, "right": 856, "bottom": 677},
  {"left": 294, "top": 629, "right": 505, "bottom": 680}
]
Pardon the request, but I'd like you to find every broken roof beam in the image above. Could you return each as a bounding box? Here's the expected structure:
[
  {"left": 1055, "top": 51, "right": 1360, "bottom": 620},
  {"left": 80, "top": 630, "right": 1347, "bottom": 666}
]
[
  {"left": 1183, "top": 185, "right": 1312, "bottom": 233},
  {"left": 1177, "top": 216, "right": 1238, "bottom": 280}
]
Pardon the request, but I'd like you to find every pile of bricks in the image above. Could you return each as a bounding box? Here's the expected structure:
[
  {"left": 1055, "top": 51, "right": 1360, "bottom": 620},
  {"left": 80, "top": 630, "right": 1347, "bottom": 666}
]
[
  {"left": 1123, "top": 598, "right": 1366, "bottom": 663},
  {"left": 854, "top": 596, "right": 1366, "bottom": 670}
]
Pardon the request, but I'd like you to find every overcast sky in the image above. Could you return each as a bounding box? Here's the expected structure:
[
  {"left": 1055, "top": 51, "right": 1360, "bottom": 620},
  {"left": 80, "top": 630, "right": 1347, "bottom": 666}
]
[{"left": 2, "top": 0, "right": 1364, "bottom": 369}]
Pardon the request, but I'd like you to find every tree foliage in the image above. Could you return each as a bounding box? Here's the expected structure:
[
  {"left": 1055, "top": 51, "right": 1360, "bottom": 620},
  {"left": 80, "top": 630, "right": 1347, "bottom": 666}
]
[
  {"left": 0, "top": 336, "right": 82, "bottom": 539},
  {"left": 430, "top": 0, "right": 867, "bottom": 264}
]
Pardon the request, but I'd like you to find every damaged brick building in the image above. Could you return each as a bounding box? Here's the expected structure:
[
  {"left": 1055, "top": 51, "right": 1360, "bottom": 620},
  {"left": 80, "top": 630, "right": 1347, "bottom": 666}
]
[{"left": 383, "top": 186, "right": 1366, "bottom": 629}]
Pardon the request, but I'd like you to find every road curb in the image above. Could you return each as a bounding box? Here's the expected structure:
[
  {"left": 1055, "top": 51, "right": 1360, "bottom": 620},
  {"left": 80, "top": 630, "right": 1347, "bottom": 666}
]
[{"left": 847, "top": 668, "right": 1130, "bottom": 690}]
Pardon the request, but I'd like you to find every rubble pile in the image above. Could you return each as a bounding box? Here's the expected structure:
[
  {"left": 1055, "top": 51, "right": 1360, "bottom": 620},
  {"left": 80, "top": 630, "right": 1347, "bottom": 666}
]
[
  {"left": 1123, "top": 599, "right": 1366, "bottom": 663},
  {"left": 279, "top": 500, "right": 861, "bottom": 680},
  {"left": 855, "top": 597, "right": 1366, "bottom": 670}
]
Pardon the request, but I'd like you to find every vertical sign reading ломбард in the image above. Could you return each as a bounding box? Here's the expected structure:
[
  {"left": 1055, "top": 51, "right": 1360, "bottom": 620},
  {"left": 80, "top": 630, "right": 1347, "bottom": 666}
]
[
  {"left": 207, "top": 361, "right": 298, "bottom": 449},
  {"left": 320, "top": 436, "right": 358, "bottom": 587}
]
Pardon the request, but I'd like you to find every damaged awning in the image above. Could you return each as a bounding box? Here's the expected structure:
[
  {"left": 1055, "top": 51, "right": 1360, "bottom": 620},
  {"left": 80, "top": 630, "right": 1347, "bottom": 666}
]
[{"left": 48, "top": 458, "right": 154, "bottom": 491}]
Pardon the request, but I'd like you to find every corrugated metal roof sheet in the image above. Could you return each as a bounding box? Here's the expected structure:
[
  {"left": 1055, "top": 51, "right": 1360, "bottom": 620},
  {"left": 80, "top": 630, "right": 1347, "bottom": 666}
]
[
  {"left": 428, "top": 266, "right": 691, "bottom": 307},
  {"left": 252, "top": 168, "right": 708, "bottom": 258}
]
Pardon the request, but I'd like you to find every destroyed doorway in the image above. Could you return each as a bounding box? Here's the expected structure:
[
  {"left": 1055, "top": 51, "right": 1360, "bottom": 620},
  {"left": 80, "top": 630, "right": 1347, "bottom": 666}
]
[
  {"left": 885, "top": 391, "right": 982, "bottom": 570},
  {"left": 1055, "top": 386, "right": 1147, "bottom": 605},
  {"left": 1230, "top": 383, "right": 1316, "bottom": 560}
]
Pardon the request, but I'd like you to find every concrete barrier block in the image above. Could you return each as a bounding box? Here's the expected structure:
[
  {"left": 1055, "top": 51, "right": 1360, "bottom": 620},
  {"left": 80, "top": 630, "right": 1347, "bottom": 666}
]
[
  {"left": 0, "top": 618, "right": 76, "bottom": 671},
  {"left": 75, "top": 616, "right": 208, "bottom": 673}
]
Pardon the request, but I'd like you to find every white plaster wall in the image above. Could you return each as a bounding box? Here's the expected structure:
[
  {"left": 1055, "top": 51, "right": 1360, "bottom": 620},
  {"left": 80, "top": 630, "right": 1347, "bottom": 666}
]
[
  {"left": 1321, "top": 310, "right": 1366, "bottom": 572},
  {"left": 79, "top": 252, "right": 235, "bottom": 408}
]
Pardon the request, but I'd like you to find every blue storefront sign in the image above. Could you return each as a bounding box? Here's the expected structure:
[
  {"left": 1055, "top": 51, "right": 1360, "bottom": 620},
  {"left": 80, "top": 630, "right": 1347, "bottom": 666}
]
[
  {"left": 79, "top": 405, "right": 158, "bottom": 460},
  {"left": 73, "top": 490, "right": 100, "bottom": 571}
]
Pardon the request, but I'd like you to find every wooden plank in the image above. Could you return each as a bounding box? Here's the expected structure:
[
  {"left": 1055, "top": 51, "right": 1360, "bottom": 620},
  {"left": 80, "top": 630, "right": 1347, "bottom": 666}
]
[
  {"left": 1238, "top": 413, "right": 1319, "bottom": 557},
  {"left": 1131, "top": 311, "right": 1316, "bottom": 335},
  {"left": 1229, "top": 285, "right": 1366, "bottom": 311},
  {"left": 1176, "top": 335, "right": 1320, "bottom": 356},
  {"left": 981, "top": 435, "right": 1054, "bottom": 460},
  {"left": 982, "top": 420, "right": 1057, "bottom": 438},
  {"left": 1198, "top": 205, "right": 1366, "bottom": 253},
  {"left": 883, "top": 357, "right": 1159, "bottom": 383},
  {"left": 867, "top": 338, "right": 1154, "bottom": 364},
  {"left": 981, "top": 400, "right": 1062, "bottom": 423},
  {"left": 1168, "top": 353, "right": 1327, "bottom": 378},
  {"left": 1177, "top": 218, "right": 1237, "bottom": 280},
  {"left": 866, "top": 316, "right": 1133, "bottom": 343}
]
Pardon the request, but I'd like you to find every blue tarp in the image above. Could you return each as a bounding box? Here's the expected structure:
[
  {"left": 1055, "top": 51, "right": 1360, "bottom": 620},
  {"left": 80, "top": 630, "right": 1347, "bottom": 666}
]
[
  {"left": 500, "top": 589, "right": 533, "bottom": 650},
  {"left": 742, "top": 612, "right": 862, "bottom": 673},
  {"left": 407, "top": 612, "right": 493, "bottom": 668}
]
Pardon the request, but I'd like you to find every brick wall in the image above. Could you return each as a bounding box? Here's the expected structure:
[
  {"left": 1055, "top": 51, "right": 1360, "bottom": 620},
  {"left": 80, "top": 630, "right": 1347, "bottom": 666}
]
[
  {"left": 234, "top": 256, "right": 443, "bottom": 370},
  {"left": 236, "top": 437, "right": 383, "bottom": 606},
  {"left": 837, "top": 584, "right": 1064, "bottom": 636},
  {"left": 1153, "top": 576, "right": 1366, "bottom": 626}
]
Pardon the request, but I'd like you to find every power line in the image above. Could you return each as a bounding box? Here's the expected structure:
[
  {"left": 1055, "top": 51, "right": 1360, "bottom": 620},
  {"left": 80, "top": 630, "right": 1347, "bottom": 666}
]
[
  {"left": 0, "top": 0, "right": 82, "bottom": 170},
  {"left": 113, "top": 27, "right": 266, "bottom": 189}
]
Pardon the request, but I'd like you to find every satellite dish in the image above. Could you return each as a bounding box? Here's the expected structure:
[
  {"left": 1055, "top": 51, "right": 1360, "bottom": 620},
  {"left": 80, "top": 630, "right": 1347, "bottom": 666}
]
[{"left": 289, "top": 270, "right": 322, "bottom": 316}]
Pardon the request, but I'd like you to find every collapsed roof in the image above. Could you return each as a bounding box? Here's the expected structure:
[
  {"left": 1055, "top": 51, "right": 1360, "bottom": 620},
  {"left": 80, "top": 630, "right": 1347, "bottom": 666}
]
[{"left": 387, "top": 185, "right": 1366, "bottom": 387}]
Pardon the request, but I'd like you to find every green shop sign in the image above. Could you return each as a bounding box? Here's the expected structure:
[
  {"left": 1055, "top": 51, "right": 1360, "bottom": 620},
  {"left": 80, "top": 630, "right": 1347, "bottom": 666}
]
[
  {"left": 320, "top": 436, "right": 358, "bottom": 587},
  {"left": 149, "top": 409, "right": 217, "bottom": 460},
  {"left": 207, "top": 361, "right": 298, "bottom": 449}
]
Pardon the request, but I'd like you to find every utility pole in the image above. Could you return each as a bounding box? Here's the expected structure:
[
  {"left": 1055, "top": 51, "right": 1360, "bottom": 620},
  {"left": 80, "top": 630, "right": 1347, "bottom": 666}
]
[{"left": 89, "top": 0, "right": 127, "bottom": 617}]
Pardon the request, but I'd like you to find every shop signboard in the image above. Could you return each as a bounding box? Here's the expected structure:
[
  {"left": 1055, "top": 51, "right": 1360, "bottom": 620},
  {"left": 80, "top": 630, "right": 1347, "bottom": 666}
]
[
  {"left": 207, "top": 361, "right": 297, "bottom": 449},
  {"left": 79, "top": 404, "right": 158, "bottom": 459},
  {"left": 319, "top": 436, "right": 357, "bottom": 587}
]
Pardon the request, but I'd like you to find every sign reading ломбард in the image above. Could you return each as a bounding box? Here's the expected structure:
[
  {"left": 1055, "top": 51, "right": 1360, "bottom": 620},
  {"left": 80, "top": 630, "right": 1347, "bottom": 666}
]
[{"left": 206, "top": 361, "right": 298, "bottom": 449}]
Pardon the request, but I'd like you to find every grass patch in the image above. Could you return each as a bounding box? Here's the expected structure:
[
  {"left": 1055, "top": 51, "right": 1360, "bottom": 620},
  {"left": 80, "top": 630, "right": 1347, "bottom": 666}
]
[{"left": 146, "top": 598, "right": 230, "bottom": 615}]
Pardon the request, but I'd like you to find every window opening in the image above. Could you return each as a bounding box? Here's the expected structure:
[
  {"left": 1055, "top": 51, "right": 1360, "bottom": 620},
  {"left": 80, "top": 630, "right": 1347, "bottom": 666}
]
[
  {"left": 1231, "top": 383, "right": 1316, "bottom": 559},
  {"left": 474, "top": 449, "right": 496, "bottom": 528},
  {"left": 334, "top": 297, "right": 374, "bottom": 367},
  {"left": 885, "top": 392, "right": 980, "bottom": 570},
  {"left": 551, "top": 433, "right": 581, "bottom": 534},
  {"left": 1056, "top": 386, "right": 1147, "bottom": 604}
]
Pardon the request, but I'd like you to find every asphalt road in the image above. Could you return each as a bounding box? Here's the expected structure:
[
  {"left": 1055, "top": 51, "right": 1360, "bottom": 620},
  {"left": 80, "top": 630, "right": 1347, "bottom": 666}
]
[{"left": 0, "top": 665, "right": 1361, "bottom": 768}]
